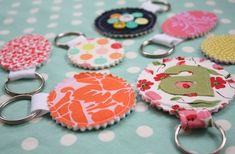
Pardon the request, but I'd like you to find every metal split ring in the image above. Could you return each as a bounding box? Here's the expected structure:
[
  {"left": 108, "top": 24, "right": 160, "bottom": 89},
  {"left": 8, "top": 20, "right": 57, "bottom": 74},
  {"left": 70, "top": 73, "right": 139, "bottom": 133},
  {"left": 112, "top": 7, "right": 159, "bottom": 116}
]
[
  {"left": 4, "top": 72, "right": 45, "bottom": 96},
  {"left": 174, "top": 122, "right": 226, "bottom": 154},
  {"left": 54, "top": 32, "right": 86, "bottom": 50},
  {"left": 152, "top": 0, "right": 171, "bottom": 14},
  {"left": 140, "top": 39, "right": 175, "bottom": 58},
  {"left": 0, "top": 95, "right": 41, "bottom": 125}
]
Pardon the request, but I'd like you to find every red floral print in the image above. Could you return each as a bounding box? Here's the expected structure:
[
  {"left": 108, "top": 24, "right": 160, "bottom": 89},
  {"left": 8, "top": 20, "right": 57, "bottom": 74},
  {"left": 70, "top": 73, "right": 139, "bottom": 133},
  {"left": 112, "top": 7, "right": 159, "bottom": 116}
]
[
  {"left": 170, "top": 104, "right": 185, "bottom": 114},
  {"left": 137, "top": 79, "right": 154, "bottom": 91},
  {"left": 154, "top": 73, "right": 170, "bottom": 81},
  {"left": 212, "top": 64, "right": 224, "bottom": 70},
  {"left": 227, "top": 79, "right": 235, "bottom": 83},
  {"left": 177, "top": 57, "right": 185, "bottom": 61},
  {"left": 183, "top": 93, "right": 198, "bottom": 97},
  {"left": 210, "top": 77, "right": 226, "bottom": 89}
]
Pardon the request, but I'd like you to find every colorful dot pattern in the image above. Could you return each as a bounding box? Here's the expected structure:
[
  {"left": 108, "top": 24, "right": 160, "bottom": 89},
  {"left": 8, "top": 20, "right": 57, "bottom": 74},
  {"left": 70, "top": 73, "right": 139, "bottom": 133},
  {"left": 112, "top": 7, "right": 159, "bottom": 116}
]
[{"left": 67, "top": 38, "right": 124, "bottom": 69}]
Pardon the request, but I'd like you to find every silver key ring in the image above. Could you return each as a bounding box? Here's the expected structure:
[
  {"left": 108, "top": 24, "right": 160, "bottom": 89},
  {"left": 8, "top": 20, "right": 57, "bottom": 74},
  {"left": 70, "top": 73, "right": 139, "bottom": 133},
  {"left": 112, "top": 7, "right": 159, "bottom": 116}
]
[
  {"left": 54, "top": 32, "right": 86, "bottom": 50},
  {"left": 0, "top": 95, "right": 41, "bottom": 125},
  {"left": 140, "top": 39, "right": 175, "bottom": 58},
  {"left": 152, "top": 0, "right": 171, "bottom": 14},
  {"left": 4, "top": 72, "right": 45, "bottom": 96},
  {"left": 174, "top": 122, "right": 226, "bottom": 154}
]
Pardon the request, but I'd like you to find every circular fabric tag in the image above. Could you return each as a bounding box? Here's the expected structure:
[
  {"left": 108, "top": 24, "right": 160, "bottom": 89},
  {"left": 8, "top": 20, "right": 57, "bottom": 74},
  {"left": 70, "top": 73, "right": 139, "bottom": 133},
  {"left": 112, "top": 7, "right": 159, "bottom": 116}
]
[
  {"left": 48, "top": 72, "right": 136, "bottom": 131},
  {"left": 137, "top": 57, "right": 235, "bottom": 115},
  {"left": 0, "top": 34, "right": 51, "bottom": 71},
  {"left": 201, "top": 35, "right": 235, "bottom": 64},
  {"left": 162, "top": 10, "right": 217, "bottom": 39},
  {"left": 67, "top": 38, "right": 124, "bottom": 69},
  {"left": 95, "top": 8, "right": 156, "bottom": 38}
]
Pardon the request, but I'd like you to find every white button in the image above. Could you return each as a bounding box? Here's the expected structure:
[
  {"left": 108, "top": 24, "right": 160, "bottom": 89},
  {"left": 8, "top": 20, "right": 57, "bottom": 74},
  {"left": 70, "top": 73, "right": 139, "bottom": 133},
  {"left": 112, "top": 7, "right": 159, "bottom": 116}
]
[{"left": 119, "top": 14, "right": 134, "bottom": 22}]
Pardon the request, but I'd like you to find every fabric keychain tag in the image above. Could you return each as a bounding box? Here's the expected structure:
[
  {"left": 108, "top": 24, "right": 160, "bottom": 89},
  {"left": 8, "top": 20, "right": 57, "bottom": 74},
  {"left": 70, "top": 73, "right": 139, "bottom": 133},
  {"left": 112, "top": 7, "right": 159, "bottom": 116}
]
[
  {"left": 94, "top": 0, "right": 171, "bottom": 38},
  {"left": 136, "top": 57, "right": 235, "bottom": 153},
  {"left": 140, "top": 10, "right": 217, "bottom": 58},
  {"left": 54, "top": 32, "right": 125, "bottom": 70},
  {"left": 0, "top": 34, "right": 51, "bottom": 96},
  {"left": 0, "top": 72, "right": 136, "bottom": 132}
]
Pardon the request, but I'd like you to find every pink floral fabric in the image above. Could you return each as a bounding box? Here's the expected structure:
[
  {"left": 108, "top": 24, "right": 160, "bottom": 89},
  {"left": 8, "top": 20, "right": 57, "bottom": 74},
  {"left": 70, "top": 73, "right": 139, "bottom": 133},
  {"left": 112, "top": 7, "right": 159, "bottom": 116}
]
[{"left": 178, "top": 110, "right": 212, "bottom": 129}]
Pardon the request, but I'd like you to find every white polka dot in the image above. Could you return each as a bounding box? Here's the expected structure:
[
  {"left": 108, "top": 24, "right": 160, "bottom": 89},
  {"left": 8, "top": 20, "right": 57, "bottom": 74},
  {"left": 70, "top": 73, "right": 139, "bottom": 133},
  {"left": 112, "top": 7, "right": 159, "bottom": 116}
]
[
  {"left": 117, "top": 0, "right": 126, "bottom": 5},
  {"left": 30, "top": 8, "right": 39, "bottom": 14},
  {"left": 135, "top": 102, "right": 148, "bottom": 112},
  {"left": 215, "top": 119, "right": 231, "bottom": 131},
  {"left": 60, "top": 134, "right": 77, "bottom": 146},
  {"left": 184, "top": 2, "right": 194, "bottom": 7},
  {"left": 51, "top": 6, "right": 61, "bottom": 11},
  {"left": 98, "top": 130, "right": 115, "bottom": 142},
  {"left": 47, "top": 22, "right": 57, "bottom": 28},
  {"left": 26, "top": 17, "right": 37, "bottom": 24},
  {"left": 125, "top": 51, "right": 137, "bottom": 59},
  {"left": 220, "top": 18, "right": 232, "bottom": 24},
  {"left": 166, "top": 13, "right": 176, "bottom": 18},
  {"left": 32, "top": 0, "right": 41, "bottom": 5},
  {"left": 44, "top": 32, "right": 56, "bottom": 39},
  {"left": 206, "top": 1, "right": 216, "bottom": 5},
  {"left": 53, "top": 0, "right": 63, "bottom": 4},
  {"left": 65, "top": 71, "right": 78, "bottom": 77},
  {"left": 213, "top": 9, "right": 223, "bottom": 14},
  {"left": 50, "top": 14, "right": 60, "bottom": 20},
  {"left": 71, "top": 20, "right": 82, "bottom": 25},
  {"left": 3, "top": 18, "right": 14, "bottom": 25},
  {"left": 123, "top": 39, "right": 134, "bottom": 46},
  {"left": 96, "top": 9, "right": 104, "bottom": 15},
  {"left": 96, "top": 1, "right": 104, "bottom": 6},
  {"left": 21, "top": 137, "right": 39, "bottom": 151},
  {"left": 127, "top": 66, "right": 141, "bottom": 74},
  {"left": 0, "top": 40, "right": 5, "bottom": 47},
  {"left": 8, "top": 10, "right": 17, "bottom": 15},
  {"left": 11, "top": 2, "right": 20, "bottom": 8},
  {"left": 136, "top": 125, "right": 154, "bottom": 138},
  {"left": 0, "top": 30, "right": 10, "bottom": 35},
  {"left": 229, "top": 29, "right": 235, "bottom": 35},
  {"left": 97, "top": 69, "right": 111, "bottom": 74},
  {"left": 73, "top": 12, "right": 83, "bottom": 17},
  {"left": 41, "top": 73, "right": 48, "bottom": 80},
  {"left": 228, "top": 0, "right": 235, "bottom": 3},
  {"left": 226, "top": 146, "right": 235, "bottom": 154},
  {"left": 74, "top": 4, "right": 82, "bottom": 9},
  {"left": 182, "top": 46, "right": 195, "bottom": 53},
  {"left": 23, "top": 28, "right": 34, "bottom": 34}
]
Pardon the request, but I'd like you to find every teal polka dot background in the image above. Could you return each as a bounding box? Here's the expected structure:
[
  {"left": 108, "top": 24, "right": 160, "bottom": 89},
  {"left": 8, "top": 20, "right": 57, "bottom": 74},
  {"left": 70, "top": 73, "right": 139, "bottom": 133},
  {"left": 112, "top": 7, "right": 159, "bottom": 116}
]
[{"left": 0, "top": 0, "right": 235, "bottom": 154}]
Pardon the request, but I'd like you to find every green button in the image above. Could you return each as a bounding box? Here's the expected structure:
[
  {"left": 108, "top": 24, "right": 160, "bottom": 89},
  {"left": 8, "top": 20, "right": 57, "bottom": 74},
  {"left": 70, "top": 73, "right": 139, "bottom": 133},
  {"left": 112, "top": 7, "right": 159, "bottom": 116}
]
[
  {"left": 132, "top": 12, "right": 144, "bottom": 18},
  {"left": 126, "top": 21, "right": 138, "bottom": 29},
  {"left": 107, "top": 18, "right": 119, "bottom": 24}
]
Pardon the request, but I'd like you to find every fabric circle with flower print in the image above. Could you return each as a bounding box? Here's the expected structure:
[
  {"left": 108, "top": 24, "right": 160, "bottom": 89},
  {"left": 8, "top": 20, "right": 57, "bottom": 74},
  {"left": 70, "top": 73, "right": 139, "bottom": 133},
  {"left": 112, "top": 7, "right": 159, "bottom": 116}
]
[
  {"left": 136, "top": 57, "right": 235, "bottom": 115},
  {"left": 162, "top": 10, "right": 217, "bottom": 39},
  {"left": 67, "top": 38, "right": 124, "bottom": 69},
  {"left": 48, "top": 72, "right": 136, "bottom": 131},
  {"left": 95, "top": 8, "right": 156, "bottom": 38},
  {"left": 0, "top": 34, "right": 51, "bottom": 71}
]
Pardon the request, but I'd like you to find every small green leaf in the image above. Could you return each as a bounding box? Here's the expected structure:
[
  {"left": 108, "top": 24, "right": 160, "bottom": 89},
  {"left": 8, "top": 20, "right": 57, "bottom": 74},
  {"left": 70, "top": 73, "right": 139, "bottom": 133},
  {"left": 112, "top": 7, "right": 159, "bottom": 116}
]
[
  {"left": 170, "top": 97, "right": 182, "bottom": 101},
  {"left": 189, "top": 100, "right": 219, "bottom": 108},
  {"left": 152, "top": 61, "right": 162, "bottom": 65}
]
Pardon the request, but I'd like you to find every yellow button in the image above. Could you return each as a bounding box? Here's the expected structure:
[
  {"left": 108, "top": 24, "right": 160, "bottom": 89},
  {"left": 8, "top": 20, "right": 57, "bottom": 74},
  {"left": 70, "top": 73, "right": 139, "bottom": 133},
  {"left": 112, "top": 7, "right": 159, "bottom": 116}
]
[
  {"left": 135, "top": 18, "right": 149, "bottom": 25},
  {"left": 113, "top": 22, "right": 126, "bottom": 29}
]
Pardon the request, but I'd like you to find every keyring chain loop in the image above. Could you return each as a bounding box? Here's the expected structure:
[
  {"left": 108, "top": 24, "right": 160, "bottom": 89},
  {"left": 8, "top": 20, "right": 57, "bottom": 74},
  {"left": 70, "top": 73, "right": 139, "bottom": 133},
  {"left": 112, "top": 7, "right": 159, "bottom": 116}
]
[
  {"left": 0, "top": 95, "right": 41, "bottom": 125},
  {"left": 140, "top": 39, "right": 175, "bottom": 58},
  {"left": 4, "top": 72, "right": 45, "bottom": 96},
  {"left": 152, "top": 0, "right": 171, "bottom": 14},
  {"left": 54, "top": 32, "right": 86, "bottom": 50},
  {"left": 174, "top": 122, "right": 226, "bottom": 154}
]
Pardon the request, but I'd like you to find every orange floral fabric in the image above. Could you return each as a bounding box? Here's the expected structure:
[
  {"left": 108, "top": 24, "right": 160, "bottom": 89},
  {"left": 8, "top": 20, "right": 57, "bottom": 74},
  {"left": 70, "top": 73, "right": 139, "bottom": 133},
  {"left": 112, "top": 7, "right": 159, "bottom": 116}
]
[{"left": 48, "top": 72, "right": 135, "bottom": 130}]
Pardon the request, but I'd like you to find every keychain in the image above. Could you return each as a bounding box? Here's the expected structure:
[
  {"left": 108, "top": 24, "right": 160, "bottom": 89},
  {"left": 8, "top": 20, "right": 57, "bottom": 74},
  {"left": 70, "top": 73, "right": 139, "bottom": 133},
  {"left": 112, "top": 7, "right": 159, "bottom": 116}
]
[
  {"left": 0, "top": 72, "right": 136, "bottom": 130},
  {"left": 0, "top": 34, "right": 51, "bottom": 96},
  {"left": 136, "top": 57, "right": 235, "bottom": 153},
  {"left": 54, "top": 32, "right": 124, "bottom": 69},
  {"left": 94, "top": 0, "right": 171, "bottom": 38},
  {"left": 140, "top": 10, "right": 217, "bottom": 58},
  {"left": 201, "top": 34, "right": 235, "bottom": 64}
]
